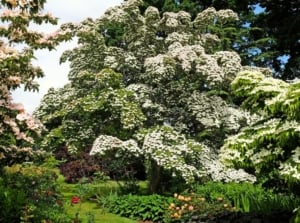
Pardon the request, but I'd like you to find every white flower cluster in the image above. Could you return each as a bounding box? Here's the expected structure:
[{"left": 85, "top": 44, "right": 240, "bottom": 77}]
[
  {"left": 90, "top": 126, "right": 205, "bottom": 183},
  {"left": 141, "top": 126, "right": 205, "bottom": 183},
  {"left": 193, "top": 7, "right": 217, "bottom": 30},
  {"left": 187, "top": 92, "right": 253, "bottom": 132},
  {"left": 196, "top": 145, "right": 256, "bottom": 183},
  {"left": 143, "top": 54, "right": 176, "bottom": 84},
  {"left": 160, "top": 10, "right": 191, "bottom": 33},
  {"left": 213, "top": 51, "right": 242, "bottom": 83},
  {"left": 280, "top": 147, "right": 300, "bottom": 181},
  {"left": 144, "top": 6, "right": 160, "bottom": 25},
  {"left": 126, "top": 83, "right": 165, "bottom": 122},
  {"left": 90, "top": 134, "right": 141, "bottom": 156},
  {"left": 193, "top": 7, "right": 238, "bottom": 31},
  {"left": 216, "top": 9, "right": 239, "bottom": 25}
]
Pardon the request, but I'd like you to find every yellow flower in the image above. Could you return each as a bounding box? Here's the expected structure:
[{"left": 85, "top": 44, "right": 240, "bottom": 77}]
[
  {"left": 184, "top": 196, "right": 192, "bottom": 202},
  {"left": 217, "top": 197, "right": 223, "bottom": 202},
  {"left": 188, "top": 205, "right": 194, "bottom": 211},
  {"left": 173, "top": 212, "right": 180, "bottom": 218},
  {"left": 5, "top": 0, "right": 17, "bottom": 7},
  {"left": 169, "top": 203, "right": 176, "bottom": 209},
  {"left": 198, "top": 197, "right": 205, "bottom": 202},
  {"left": 178, "top": 195, "right": 185, "bottom": 200}
]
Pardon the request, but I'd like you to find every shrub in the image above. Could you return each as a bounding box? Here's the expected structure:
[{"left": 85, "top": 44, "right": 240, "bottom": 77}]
[
  {"left": 193, "top": 181, "right": 300, "bottom": 214},
  {"left": 0, "top": 178, "right": 27, "bottom": 222},
  {"left": 98, "top": 193, "right": 173, "bottom": 222},
  {"left": 167, "top": 192, "right": 236, "bottom": 222},
  {"left": 1, "top": 164, "right": 71, "bottom": 223},
  {"left": 56, "top": 146, "right": 104, "bottom": 183}
]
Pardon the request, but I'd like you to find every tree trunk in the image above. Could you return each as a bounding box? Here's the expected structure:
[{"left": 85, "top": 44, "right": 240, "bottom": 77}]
[{"left": 148, "top": 159, "right": 161, "bottom": 194}]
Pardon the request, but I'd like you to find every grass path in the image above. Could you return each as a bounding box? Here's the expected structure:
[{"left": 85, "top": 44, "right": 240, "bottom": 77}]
[
  {"left": 65, "top": 200, "right": 136, "bottom": 223},
  {"left": 56, "top": 170, "right": 136, "bottom": 223}
]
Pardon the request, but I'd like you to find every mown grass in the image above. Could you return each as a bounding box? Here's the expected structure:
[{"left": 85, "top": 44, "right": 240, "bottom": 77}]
[
  {"left": 56, "top": 170, "right": 137, "bottom": 223},
  {"left": 65, "top": 201, "right": 136, "bottom": 223}
]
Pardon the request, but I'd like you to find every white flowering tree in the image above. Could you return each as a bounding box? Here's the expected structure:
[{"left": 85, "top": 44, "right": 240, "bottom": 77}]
[
  {"left": 57, "top": 0, "right": 250, "bottom": 147},
  {"left": 34, "top": 68, "right": 145, "bottom": 153},
  {"left": 220, "top": 70, "right": 300, "bottom": 191},
  {"left": 0, "top": 0, "right": 70, "bottom": 167},
  {"left": 35, "top": 0, "right": 257, "bottom": 191}
]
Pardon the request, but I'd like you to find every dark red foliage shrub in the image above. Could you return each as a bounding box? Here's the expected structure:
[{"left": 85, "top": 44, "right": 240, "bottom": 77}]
[
  {"left": 55, "top": 145, "right": 106, "bottom": 183},
  {"left": 59, "top": 159, "right": 100, "bottom": 183},
  {"left": 55, "top": 145, "right": 146, "bottom": 183}
]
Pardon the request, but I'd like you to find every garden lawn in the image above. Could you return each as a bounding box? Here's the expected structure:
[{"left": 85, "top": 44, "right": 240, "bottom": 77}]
[
  {"left": 65, "top": 201, "right": 136, "bottom": 223},
  {"left": 56, "top": 170, "right": 137, "bottom": 223}
]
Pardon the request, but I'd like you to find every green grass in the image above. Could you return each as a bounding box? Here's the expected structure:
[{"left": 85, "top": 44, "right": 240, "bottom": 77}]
[
  {"left": 56, "top": 171, "right": 137, "bottom": 223},
  {"left": 65, "top": 201, "right": 136, "bottom": 223}
]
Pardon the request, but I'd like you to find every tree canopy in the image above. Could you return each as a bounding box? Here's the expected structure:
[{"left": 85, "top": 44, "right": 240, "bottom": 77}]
[
  {"left": 0, "top": 0, "right": 70, "bottom": 167},
  {"left": 139, "top": 0, "right": 300, "bottom": 80},
  {"left": 35, "top": 0, "right": 259, "bottom": 192},
  {"left": 32, "top": 0, "right": 300, "bottom": 193}
]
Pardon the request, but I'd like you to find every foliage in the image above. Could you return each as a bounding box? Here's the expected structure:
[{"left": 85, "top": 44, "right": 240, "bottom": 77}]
[
  {"left": 35, "top": 0, "right": 258, "bottom": 193},
  {"left": 34, "top": 69, "right": 145, "bottom": 154},
  {"left": 0, "top": 0, "right": 71, "bottom": 168},
  {"left": 97, "top": 193, "right": 173, "bottom": 222},
  {"left": 167, "top": 192, "right": 236, "bottom": 222},
  {"left": 167, "top": 182, "right": 300, "bottom": 222},
  {"left": 141, "top": 0, "right": 300, "bottom": 80},
  {"left": 1, "top": 164, "right": 71, "bottom": 222},
  {"left": 220, "top": 70, "right": 300, "bottom": 191},
  {"left": 193, "top": 181, "right": 300, "bottom": 214}
]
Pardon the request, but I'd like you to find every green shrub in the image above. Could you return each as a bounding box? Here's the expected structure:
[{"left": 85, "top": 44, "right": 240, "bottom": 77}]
[
  {"left": 194, "top": 181, "right": 300, "bottom": 213},
  {"left": 2, "top": 164, "right": 72, "bottom": 223},
  {"left": 167, "top": 192, "right": 236, "bottom": 222},
  {"left": 98, "top": 193, "right": 173, "bottom": 222},
  {"left": 0, "top": 178, "right": 27, "bottom": 222}
]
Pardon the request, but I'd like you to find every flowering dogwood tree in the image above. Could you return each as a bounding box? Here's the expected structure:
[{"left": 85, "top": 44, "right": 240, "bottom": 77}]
[
  {"left": 0, "top": 0, "right": 70, "bottom": 167},
  {"left": 35, "top": 68, "right": 146, "bottom": 153},
  {"left": 220, "top": 70, "right": 300, "bottom": 190},
  {"left": 35, "top": 0, "right": 257, "bottom": 191}
]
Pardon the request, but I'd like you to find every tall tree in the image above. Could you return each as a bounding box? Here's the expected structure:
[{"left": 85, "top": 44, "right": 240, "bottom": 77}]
[
  {"left": 251, "top": 0, "right": 300, "bottom": 80},
  {"left": 35, "top": 0, "right": 256, "bottom": 192},
  {"left": 139, "top": 0, "right": 300, "bottom": 80},
  {"left": 0, "top": 0, "right": 70, "bottom": 167}
]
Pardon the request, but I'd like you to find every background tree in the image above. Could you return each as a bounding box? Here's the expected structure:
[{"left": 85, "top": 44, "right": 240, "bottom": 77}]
[{"left": 135, "top": 0, "right": 300, "bottom": 80}]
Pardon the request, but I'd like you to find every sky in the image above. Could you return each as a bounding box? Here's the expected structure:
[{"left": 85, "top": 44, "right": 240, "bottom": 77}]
[{"left": 12, "top": 0, "right": 123, "bottom": 113}]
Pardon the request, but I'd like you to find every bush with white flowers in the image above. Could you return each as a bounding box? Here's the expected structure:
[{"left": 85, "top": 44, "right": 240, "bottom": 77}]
[{"left": 220, "top": 70, "right": 300, "bottom": 188}]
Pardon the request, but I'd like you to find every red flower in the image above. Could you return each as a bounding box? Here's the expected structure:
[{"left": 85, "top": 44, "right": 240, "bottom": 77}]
[{"left": 71, "top": 196, "right": 80, "bottom": 204}]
